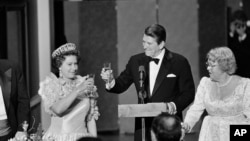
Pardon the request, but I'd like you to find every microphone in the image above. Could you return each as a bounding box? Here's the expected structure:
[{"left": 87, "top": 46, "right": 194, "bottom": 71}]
[
  {"left": 138, "top": 65, "right": 147, "bottom": 103},
  {"left": 139, "top": 65, "right": 145, "bottom": 89}
]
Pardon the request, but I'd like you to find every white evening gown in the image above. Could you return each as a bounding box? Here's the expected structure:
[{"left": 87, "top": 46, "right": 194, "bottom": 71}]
[
  {"left": 184, "top": 76, "right": 250, "bottom": 141},
  {"left": 38, "top": 73, "right": 98, "bottom": 141}
]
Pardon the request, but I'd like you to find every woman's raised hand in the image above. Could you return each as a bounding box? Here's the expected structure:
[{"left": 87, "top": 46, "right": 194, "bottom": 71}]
[{"left": 76, "top": 77, "right": 94, "bottom": 95}]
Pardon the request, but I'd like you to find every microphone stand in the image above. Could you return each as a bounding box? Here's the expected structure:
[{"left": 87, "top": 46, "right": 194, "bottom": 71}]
[
  {"left": 139, "top": 65, "right": 147, "bottom": 141},
  {"left": 139, "top": 90, "right": 146, "bottom": 141}
]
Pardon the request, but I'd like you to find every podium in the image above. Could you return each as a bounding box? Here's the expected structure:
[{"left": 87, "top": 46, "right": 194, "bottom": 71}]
[
  {"left": 118, "top": 103, "right": 167, "bottom": 118},
  {"left": 118, "top": 103, "right": 167, "bottom": 141}
]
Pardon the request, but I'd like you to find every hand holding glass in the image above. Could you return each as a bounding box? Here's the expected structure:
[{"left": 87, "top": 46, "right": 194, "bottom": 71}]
[
  {"left": 88, "top": 73, "right": 95, "bottom": 84},
  {"left": 86, "top": 74, "right": 95, "bottom": 97},
  {"left": 103, "top": 62, "right": 113, "bottom": 85}
]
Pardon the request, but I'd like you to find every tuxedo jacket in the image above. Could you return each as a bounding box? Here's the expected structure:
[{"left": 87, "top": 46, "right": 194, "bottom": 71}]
[
  {"left": 0, "top": 60, "right": 30, "bottom": 135},
  {"left": 108, "top": 49, "right": 195, "bottom": 141}
]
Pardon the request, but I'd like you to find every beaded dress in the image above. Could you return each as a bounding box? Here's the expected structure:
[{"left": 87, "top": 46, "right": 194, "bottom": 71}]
[{"left": 184, "top": 76, "right": 250, "bottom": 141}]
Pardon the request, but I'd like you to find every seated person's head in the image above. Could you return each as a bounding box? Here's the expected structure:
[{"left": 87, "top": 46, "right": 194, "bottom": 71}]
[{"left": 151, "top": 112, "right": 183, "bottom": 141}]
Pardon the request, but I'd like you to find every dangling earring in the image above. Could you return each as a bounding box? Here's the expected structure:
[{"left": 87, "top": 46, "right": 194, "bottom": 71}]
[{"left": 59, "top": 68, "right": 63, "bottom": 78}]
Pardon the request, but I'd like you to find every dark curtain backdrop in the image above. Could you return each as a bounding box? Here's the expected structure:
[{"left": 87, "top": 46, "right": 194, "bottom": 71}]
[
  {"left": 198, "top": 0, "right": 227, "bottom": 77},
  {"left": 78, "top": 1, "right": 119, "bottom": 132}
]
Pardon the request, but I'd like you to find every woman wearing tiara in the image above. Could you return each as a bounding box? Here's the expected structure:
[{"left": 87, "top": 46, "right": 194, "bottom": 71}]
[
  {"left": 38, "top": 43, "right": 99, "bottom": 141},
  {"left": 183, "top": 47, "right": 250, "bottom": 141}
]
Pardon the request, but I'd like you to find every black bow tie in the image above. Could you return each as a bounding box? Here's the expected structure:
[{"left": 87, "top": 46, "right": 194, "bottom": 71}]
[{"left": 149, "top": 58, "right": 160, "bottom": 64}]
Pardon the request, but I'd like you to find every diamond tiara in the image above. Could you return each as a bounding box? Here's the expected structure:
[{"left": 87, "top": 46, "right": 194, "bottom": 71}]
[{"left": 52, "top": 43, "right": 77, "bottom": 58}]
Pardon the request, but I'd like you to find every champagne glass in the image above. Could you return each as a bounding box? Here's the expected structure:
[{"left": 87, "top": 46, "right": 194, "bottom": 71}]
[
  {"left": 103, "top": 62, "right": 112, "bottom": 84},
  {"left": 87, "top": 73, "right": 95, "bottom": 97},
  {"left": 88, "top": 73, "right": 95, "bottom": 83}
]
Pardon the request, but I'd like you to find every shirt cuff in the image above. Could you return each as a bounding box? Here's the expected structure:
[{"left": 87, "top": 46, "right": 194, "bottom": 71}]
[
  {"left": 105, "top": 79, "right": 115, "bottom": 90},
  {"left": 169, "top": 102, "right": 177, "bottom": 112}
]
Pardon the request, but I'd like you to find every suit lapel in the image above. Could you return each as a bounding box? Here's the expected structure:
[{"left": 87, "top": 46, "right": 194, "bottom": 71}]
[
  {"left": 0, "top": 68, "right": 12, "bottom": 111},
  {"left": 152, "top": 49, "right": 172, "bottom": 95}
]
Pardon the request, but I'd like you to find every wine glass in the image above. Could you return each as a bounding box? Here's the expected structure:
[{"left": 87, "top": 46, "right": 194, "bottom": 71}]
[
  {"left": 103, "top": 62, "right": 112, "bottom": 84},
  {"left": 87, "top": 73, "right": 95, "bottom": 97},
  {"left": 103, "top": 62, "right": 111, "bottom": 71},
  {"left": 88, "top": 73, "right": 95, "bottom": 83}
]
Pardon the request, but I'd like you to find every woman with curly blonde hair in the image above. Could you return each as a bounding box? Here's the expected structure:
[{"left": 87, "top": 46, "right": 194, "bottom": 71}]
[{"left": 183, "top": 47, "right": 250, "bottom": 141}]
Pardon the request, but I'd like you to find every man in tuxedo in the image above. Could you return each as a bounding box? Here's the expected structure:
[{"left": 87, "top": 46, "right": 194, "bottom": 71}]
[
  {"left": 101, "top": 24, "right": 195, "bottom": 141},
  {"left": 0, "top": 60, "right": 30, "bottom": 140}
]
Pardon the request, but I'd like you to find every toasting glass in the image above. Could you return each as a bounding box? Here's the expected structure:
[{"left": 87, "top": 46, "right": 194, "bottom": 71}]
[
  {"left": 87, "top": 73, "right": 95, "bottom": 97},
  {"left": 103, "top": 62, "right": 112, "bottom": 85}
]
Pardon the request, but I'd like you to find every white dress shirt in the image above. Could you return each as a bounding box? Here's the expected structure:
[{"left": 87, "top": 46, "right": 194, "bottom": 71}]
[
  {"left": 0, "top": 86, "right": 7, "bottom": 120},
  {"left": 149, "top": 49, "right": 165, "bottom": 95}
]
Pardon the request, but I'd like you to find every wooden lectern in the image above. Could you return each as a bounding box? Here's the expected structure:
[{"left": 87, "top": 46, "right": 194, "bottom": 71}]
[
  {"left": 119, "top": 103, "right": 167, "bottom": 118},
  {"left": 118, "top": 103, "right": 167, "bottom": 141}
]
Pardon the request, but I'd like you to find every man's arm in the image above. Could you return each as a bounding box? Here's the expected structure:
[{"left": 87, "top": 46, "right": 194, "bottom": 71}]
[
  {"left": 105, "top": 57, "right": 134, "bottom": 94},
  {"left": 173, "top": 58, "right": 195, "bottom": 113}
]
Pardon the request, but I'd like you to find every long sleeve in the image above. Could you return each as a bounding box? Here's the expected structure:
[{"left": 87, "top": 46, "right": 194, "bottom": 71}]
[
  {"left": 108, "top": 57, "right": 134, "bottom": 94},
  {"left": 242, "top": 78, "right": 250, "bottom": 119},
  {"left": 184, "top": 77, "right": 207, "bottom": 130},
  {"left": 173, "top": 57, "right": 195, "bottom": 113}
]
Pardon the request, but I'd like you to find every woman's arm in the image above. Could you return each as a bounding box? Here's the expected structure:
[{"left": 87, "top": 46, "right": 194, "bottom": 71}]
[
  {"left": 50, "top": 89, "right": 79, "bottom": 117},
  {"left": 184, "top": 77, "right": 207, "bottom": 132},
  {"left": 243, "top": 78, "right": 250, "bottom": 119},
  {"left": 51, "top": 79, "right": 93, "bottom": 116}
]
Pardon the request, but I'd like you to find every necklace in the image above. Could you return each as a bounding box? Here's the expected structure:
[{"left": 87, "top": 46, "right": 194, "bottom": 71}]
[{"left": 216, "top": 76, "right": 233, "bottom": 87}]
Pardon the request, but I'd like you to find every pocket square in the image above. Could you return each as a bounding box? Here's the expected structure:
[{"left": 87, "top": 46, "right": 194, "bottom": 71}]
[{"left": 167, "top": 74, "right": 176, "bottom": 77}]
